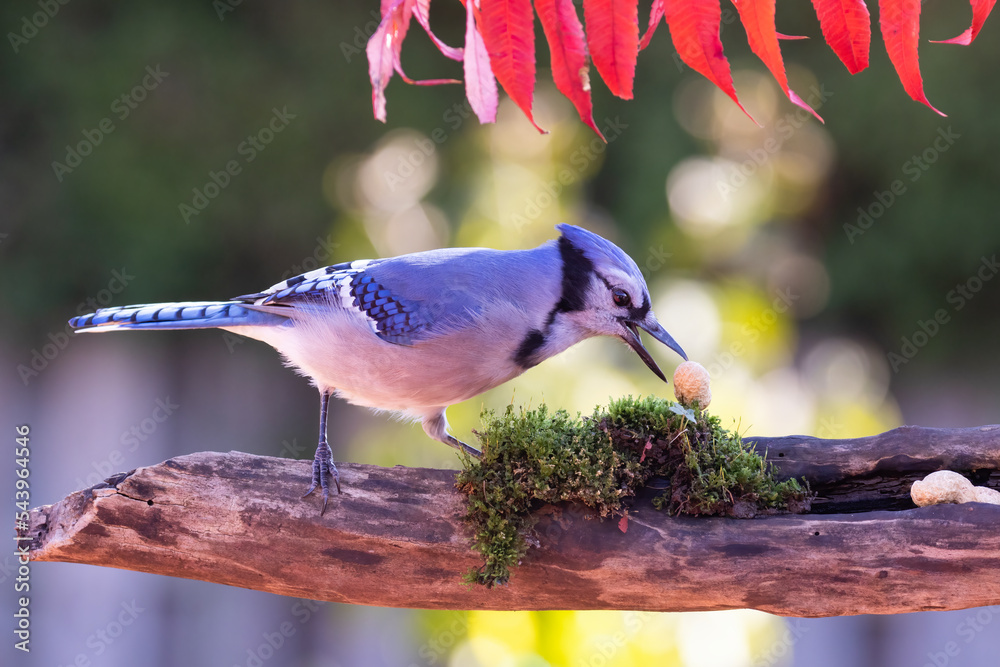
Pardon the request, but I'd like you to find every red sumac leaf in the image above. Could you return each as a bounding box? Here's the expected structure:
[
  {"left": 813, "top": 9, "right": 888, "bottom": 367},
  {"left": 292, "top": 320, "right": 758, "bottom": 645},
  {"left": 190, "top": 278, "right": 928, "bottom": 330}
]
[
  {"left": 639, "top": 0, "right": 665, "bottom": 51},
  {"left": 583, "top": 0, "right": 639, "bottom": 99},
  {"left": 880, "top": 0, "right": 945, "bottom": 115},
  {"left": 479, "top": 0, "right": 543, "bottom": 131},
  {"left": 367, "top": 0, "right": 415, "bottom": 122},
  {"left": 536, "top": 0, "right": 606, "bottom": 139},
  {"left": 414, "top": 0, "right": 464, "bottom": 60},
  {"left": 464, "top": 0, "right": 499, "bottom": 123},
  {"left": 618, "top": 515, "right": 629, "bottom": 533},
  {"left": 735, "top": 0, "right": 822, "bottom": 121},
  {"left": 810, "top": 0, "right": 871, "bottom": 74},
  {"left": 666, "top": 0, "right": 756, "bottom": 124},
  {"left": 639, "top": 440, "right": 652, "bottom": 463},
  {"left": 932, "top": 0, "right": 996, "bottom": 45}
]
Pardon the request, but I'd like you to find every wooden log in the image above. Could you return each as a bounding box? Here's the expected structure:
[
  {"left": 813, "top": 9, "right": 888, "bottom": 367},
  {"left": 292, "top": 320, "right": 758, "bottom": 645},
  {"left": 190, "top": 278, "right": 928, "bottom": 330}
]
[
  {"left": 752, "top": 424, "right": 1000, "bottom": 513},
  {"left": 23, "top": 425, "right": 1000, "bottom": 616}
]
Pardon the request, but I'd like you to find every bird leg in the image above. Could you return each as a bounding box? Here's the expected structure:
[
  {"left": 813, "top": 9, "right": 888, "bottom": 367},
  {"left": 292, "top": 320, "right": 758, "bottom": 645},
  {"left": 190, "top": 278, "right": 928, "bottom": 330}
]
[
  {"left": 446, "top": 434, "right": 482, "bottom": 459},
  {"left": 303, "top": 389, "right": 340, "bottom": 514},
  {"left": 422, "top": 410, "right": 482, "bottom": 459}
]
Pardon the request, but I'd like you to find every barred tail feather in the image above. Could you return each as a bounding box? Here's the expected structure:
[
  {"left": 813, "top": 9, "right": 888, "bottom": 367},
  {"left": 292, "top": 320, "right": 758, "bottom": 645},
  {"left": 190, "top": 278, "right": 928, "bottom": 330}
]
[{"left": 69, "top": 301, "right": 288, "bottom": 333}]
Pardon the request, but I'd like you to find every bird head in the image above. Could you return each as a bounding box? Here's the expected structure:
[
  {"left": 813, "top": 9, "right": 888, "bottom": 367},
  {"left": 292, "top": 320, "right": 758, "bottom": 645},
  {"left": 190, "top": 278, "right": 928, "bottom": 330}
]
[{"left": 555, "top": 224, "right": 687, "bottom": 381}]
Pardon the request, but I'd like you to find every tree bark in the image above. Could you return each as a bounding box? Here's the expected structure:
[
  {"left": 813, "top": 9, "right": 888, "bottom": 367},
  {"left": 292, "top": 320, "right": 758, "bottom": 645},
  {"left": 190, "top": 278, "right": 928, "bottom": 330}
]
[{"left": 23, "top": 425, "right": 1000, "bottom": 616}]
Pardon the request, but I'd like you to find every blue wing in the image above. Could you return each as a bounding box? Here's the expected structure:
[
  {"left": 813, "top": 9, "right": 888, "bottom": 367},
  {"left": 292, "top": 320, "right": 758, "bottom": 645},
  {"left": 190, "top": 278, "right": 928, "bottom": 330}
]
[{"left": 234, "top": 260, "right": 426, "bottom": 345}]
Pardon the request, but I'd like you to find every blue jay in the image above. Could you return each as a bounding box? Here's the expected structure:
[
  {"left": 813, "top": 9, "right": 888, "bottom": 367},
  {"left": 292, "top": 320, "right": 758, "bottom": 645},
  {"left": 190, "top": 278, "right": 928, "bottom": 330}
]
[{"left": 70, "top": 224, "right": 687, "bottom": 512}]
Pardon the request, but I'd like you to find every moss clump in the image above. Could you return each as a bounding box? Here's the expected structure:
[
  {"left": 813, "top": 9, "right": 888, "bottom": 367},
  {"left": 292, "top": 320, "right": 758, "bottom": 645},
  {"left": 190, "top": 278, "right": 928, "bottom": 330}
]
[
  {"left": 602, "top": 395, "right": 809, "bottom": 517},
  {"left": 456, "top": 396, "right": 810, "bottom": 586}
]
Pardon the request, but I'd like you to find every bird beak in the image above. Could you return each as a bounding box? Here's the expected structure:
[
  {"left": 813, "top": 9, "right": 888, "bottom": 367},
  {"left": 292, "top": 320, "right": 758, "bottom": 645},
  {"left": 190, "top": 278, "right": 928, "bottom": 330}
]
[{"left": 620, "top": 317, "right": 688, "bottom": 382}]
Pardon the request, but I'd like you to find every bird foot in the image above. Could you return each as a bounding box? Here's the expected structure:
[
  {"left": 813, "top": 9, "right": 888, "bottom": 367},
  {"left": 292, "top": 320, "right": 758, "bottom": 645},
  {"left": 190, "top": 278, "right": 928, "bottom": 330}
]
[
  {"left": 303, "top": 441, "right": 341, "bottom": 514},
  {"left": 447, "top": 435, "right": 482, "bottom": 459}
]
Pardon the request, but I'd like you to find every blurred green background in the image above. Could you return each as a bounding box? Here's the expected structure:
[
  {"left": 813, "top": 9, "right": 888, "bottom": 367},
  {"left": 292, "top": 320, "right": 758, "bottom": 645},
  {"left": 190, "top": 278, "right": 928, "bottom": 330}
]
[{"left": 3, "top": 1, "right": 1000, "bottom": 666}]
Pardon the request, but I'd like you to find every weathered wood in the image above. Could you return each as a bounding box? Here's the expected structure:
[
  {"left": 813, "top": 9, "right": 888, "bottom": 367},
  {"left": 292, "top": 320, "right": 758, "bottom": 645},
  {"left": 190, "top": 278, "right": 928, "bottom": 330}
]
[
  {"left": 753, "top": 424, "right": 1000, "bottom": 513},
  {"left": 23, "top": 424, "right": 1000, "bottom": 616},
  {"left": 754, "top": 424, "right": 1000, "bottom": 481}
]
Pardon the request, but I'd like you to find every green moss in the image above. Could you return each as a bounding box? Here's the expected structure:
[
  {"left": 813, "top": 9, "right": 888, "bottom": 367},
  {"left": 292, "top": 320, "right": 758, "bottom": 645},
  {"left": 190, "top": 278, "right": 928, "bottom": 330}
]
[{"left": 456, "top": 396, "right": 811, "bottom": 586}]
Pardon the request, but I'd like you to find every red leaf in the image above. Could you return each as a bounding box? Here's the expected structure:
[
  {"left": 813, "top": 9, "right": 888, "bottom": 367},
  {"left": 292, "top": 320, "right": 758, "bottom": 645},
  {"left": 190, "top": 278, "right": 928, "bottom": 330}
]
[
  {"left": 735, "top": 0, "right": 822, "bottom": 122},
  {"left": 809, "top": 0, "right": 871, "bottom": 74},
  {"left": 776, "top": 32, "right": 809, "bottom": 40},
  {"left": 639, "top": 0, "right": 665, "bottom": 50},
  {"left": 666, "top": 0, "right": 757, "bottom": 124},
  {"left": 583, "top": 0, "right": 639, "bottom": 99},
  {"left": 367, "top": 0, "right": 415, "bottom": 122},
  {"left": 639, "top": 440, "right": 652, "bottom": 463},
  {"left": 536, "top": 0, "right": 606, "bottom": 139},
  {"left": 932, "top": 0, "right": 996, "bottom": 45},
  {"left": 464, "top": 0, "right": 499, "bottom": 123},
  {"left": 618, "top": 515, "right": 629, "bottom": 533},
  {"left": 479, "top": 0, "right": 544, "bottom": 131},
  {"left": 880, "top": 0, "right": 945, "bottom": 115},
  {"left": 414, "top": 0, "right": 464, "bottom": 60}
]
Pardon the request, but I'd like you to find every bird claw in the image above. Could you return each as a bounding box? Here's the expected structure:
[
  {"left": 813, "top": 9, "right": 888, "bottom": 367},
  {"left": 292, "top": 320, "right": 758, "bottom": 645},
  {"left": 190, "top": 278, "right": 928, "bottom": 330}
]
[{"left": 303, "top": 441, "right": 340, "bottom": 515}]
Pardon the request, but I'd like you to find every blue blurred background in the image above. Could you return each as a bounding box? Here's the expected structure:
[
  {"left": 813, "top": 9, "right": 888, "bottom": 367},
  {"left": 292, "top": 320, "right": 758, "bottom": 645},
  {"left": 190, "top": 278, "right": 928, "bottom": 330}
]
[{"left": 3, "top": 1, "right": 1000, "bottom": 665}]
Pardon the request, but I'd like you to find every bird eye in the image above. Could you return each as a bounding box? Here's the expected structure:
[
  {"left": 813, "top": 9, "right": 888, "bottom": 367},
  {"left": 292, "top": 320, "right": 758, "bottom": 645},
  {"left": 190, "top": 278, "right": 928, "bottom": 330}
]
[{"left": 611, "top": 288, "right": 631, "bottom": 307}]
